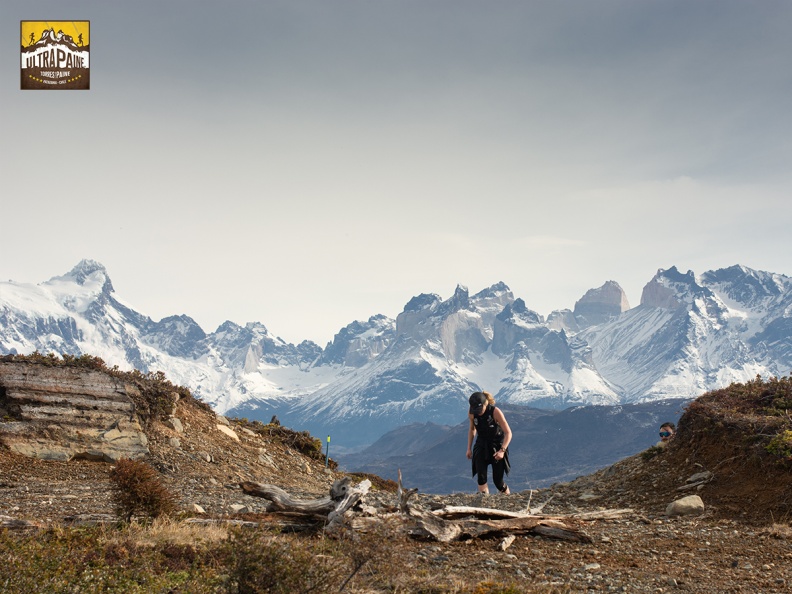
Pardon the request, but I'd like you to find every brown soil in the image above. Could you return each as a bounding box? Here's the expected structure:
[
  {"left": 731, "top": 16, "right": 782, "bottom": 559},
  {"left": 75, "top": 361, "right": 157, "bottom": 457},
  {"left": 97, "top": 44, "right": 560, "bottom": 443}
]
[{"left": 3, "top": 384, "right": 792, "bottom": 593}]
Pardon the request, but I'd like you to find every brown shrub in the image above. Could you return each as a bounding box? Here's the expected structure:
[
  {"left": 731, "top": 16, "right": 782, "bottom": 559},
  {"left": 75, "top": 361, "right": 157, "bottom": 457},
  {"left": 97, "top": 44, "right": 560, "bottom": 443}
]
[{"left": 109, "top": 458, "right": 179, "bottom": 522}]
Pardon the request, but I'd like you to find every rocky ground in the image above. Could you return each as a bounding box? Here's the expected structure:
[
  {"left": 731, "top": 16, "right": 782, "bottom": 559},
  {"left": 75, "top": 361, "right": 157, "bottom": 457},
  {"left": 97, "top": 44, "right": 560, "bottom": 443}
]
[{"left": 3, "top": 386, "right": 792, "bottom": 593}]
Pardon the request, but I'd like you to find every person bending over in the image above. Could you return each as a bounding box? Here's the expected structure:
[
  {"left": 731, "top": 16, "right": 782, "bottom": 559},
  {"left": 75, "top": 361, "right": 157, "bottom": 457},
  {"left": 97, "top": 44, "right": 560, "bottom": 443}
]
[{"left": 466, "top": 391, "right": 512, "bottom": 494}]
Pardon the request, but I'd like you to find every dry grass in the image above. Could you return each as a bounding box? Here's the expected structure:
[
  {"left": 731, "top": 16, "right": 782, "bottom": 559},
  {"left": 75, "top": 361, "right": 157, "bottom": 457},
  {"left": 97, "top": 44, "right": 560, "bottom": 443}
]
[
  {"left": 764, "top": 522, "right": 792, "bottom": 539},
  {"left": 104, "top": 516, "right": 229, "bottom": 548}
]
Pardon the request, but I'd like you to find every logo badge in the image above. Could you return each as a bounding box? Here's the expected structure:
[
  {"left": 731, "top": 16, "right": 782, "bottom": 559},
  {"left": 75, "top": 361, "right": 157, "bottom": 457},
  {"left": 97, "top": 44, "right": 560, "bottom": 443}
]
[{"left": 21, "top": 21, "right": 90, "bottom": 90}]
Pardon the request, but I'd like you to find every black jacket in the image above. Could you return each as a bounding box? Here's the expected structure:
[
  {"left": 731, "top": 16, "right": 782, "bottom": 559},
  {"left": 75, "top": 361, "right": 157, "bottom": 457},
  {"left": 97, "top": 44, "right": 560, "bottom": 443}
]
[{"left": 471, "top": 405, "right": 510, "bottom": 476}]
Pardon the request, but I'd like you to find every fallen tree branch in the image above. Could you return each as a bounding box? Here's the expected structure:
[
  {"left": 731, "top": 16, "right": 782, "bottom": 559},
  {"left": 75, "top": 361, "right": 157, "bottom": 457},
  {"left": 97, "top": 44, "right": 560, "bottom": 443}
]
[
  {"left": 397, "top": 469, "right": 418, "bottom": 514},
  {"left": 432, "top": 506, "right": 534, "bottom": 520},
  {"left": 407, "top": 509, "right": 592, "bottom": 543},
  {"left": 240, "top": 474, "right": 593, "bottom": 544},
  {"left": 239, "top": 477, "right": 371, "bottom": 532},
  {"left": 239, "top": 481, "right": 335, "bottom": 515},
  {"left": 326, "top": 478, "right": 371, "bottom": 531},
  {"left": 433, "top": 505, "right": 634, "bottom": 522}
]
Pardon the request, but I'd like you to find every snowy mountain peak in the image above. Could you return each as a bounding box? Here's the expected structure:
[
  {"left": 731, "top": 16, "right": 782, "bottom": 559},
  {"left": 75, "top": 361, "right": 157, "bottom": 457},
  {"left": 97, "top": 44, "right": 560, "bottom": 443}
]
[
  {"left": 700, "top": 265, "right": 788, "bottom": 306},
  {"left": 320, "top": 314, "right": 395, "bottom": 367},
  {"left": 640, "top": 266, "right": 709, "bottom": 309},
  {"left": 573, "top": 280, "right": 630, "bottom": 327},
  {"left": 497, "top": 298, "right": 541, "bottom": 324},
  {"left": 402, "top": 293, "right": 440, "bottom": 313},
  {"left": 51, "top": 259, "right": 113, "bottom": 293},
  {"left": 446, "top": 284, "right": 471, "bottom": 312},
  {"left": 471, "top": 282, "right": 515, "bottom": 320}
]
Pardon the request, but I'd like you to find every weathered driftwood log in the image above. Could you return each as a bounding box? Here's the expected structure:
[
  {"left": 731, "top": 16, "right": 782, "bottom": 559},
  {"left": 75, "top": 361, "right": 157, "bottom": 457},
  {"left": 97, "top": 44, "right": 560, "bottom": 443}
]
[
  {"left": 432, "top": 506, "right": 533, "bottom": 520},
  {"left": 326, "top": 479, "right": 371, "bottom": 531},
  {"left": 433, "top": 506, "right": 635, "bottom": 522},
  {"left": 407, "top": 510, "right": 593, "bottom": 543},
  {"left": 240, "top": 472, "right": 606, "bottom": 543},
  {"left": 239, "top": 477, "right": 371, "bottom": 532},
  {"left": 239, "top": 482, "right": 336, "bottom": 515},
  {"left": 392, "top": 470, "right": 592, "bottom": 543}
]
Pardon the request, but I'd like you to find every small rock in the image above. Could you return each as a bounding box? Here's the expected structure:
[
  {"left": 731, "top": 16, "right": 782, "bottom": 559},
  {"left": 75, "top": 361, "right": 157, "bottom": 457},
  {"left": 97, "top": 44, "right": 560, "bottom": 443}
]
[
  {"left": 578, "top": 492, "right": 601, "bottom": 501},
  {"left": 216, "top": 425, "right": 239, "bottom": 441},
  {"left": 166, "top": 417, "right": 184, "bottom": 433},
  {"left": 192, "top": 503, "right": 206, "bottom": 514},
  {"left": 665, "top": 495, "right": 705, "bottom": 517},
  {"left": 584, "top": 563, "right": 601, "bottom": 571},
  {"left": 686, "top": 471, "right": 712, "bottom": 483}
]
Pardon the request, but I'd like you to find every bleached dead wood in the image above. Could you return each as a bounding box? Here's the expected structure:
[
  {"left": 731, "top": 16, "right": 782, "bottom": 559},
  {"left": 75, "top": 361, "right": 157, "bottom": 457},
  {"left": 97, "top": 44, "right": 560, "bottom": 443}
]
[
  {"left": 433, "top": 505, "right": 634, "bottom": 522},
  {"left": 326, "top": 478, "right": 371, "bottom": 531},
  {"left": 498, "top": 535, "right": 516, "bottom": 551},
  {"left": 405, "top": 508, "right": 592, "bottom": 543},
  {"left": 397, "top": 468, "right": 418, "bottom": 513},
  {"left": 239, "top": 477, "right": 371, "bottom": 532},
  {"left": 568, "top": 508, "right": 635, "bottom": 520},
  {"left": 399, "top": 500, "right": 590, "bottom": 542},
  {"left": 239, "top": 481, "right": 335, "bottom": 515},
  {"left": 239, "top": 471, "right": 602, "bottom": 544},
  {"left": 432, "top": 506, "right": 532, "bottom": 520}
]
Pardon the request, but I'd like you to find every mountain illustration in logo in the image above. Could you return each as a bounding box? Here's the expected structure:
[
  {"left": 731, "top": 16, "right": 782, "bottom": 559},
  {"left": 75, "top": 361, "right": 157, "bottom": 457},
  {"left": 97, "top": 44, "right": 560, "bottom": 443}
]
[{"left": 22, "top": 28, "right": 88, "bottom": 54}]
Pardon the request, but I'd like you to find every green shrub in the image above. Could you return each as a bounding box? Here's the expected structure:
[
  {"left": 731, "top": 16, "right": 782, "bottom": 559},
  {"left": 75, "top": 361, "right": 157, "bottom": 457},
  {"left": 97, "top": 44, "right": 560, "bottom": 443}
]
[
  {"left": 641, "top": 445, "right": 664, "bottom": 461},
  {"left": 765, "top": 430, "right": 792, "bottom": 461},
  {"left": 109, "top": 458, "right": 179, "bottom": 522},
  {"left": 236, "top": 419, "right": 339, "bottom": 469}
]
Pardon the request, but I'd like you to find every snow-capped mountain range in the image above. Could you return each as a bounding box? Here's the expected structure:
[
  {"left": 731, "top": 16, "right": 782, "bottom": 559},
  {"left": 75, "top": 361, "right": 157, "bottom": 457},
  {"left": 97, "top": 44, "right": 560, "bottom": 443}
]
[{"left": 1, "top": 260, "right": 790, "bottom": 447}]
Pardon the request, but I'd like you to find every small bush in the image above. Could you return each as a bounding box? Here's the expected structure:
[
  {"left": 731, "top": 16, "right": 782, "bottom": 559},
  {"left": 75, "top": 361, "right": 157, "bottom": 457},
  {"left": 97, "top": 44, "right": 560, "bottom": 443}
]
[
  {"left": 641, "top": 445, "right": 664, "bottom": 461},
  {"left": 765, "top": 430, "right": 792, "bottom": 461},
  {"left": 109, "top": 458, "right": 179, "bottom": 522},
  {"left": 236, "top": 419, "right": 339, "bottom": 469}
]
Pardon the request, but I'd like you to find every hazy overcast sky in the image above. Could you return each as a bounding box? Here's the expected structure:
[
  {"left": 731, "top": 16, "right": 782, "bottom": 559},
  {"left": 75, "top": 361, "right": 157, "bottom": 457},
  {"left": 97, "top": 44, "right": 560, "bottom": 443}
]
[{"left": 2, "top": 1, "right": 791, "bottom": 345}]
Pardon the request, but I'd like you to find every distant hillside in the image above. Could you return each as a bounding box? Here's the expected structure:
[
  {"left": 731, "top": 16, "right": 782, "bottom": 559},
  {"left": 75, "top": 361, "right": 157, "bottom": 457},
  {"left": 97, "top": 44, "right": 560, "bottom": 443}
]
[{"left": 337, "top": 399, "right": 691, "bottom": 493}]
